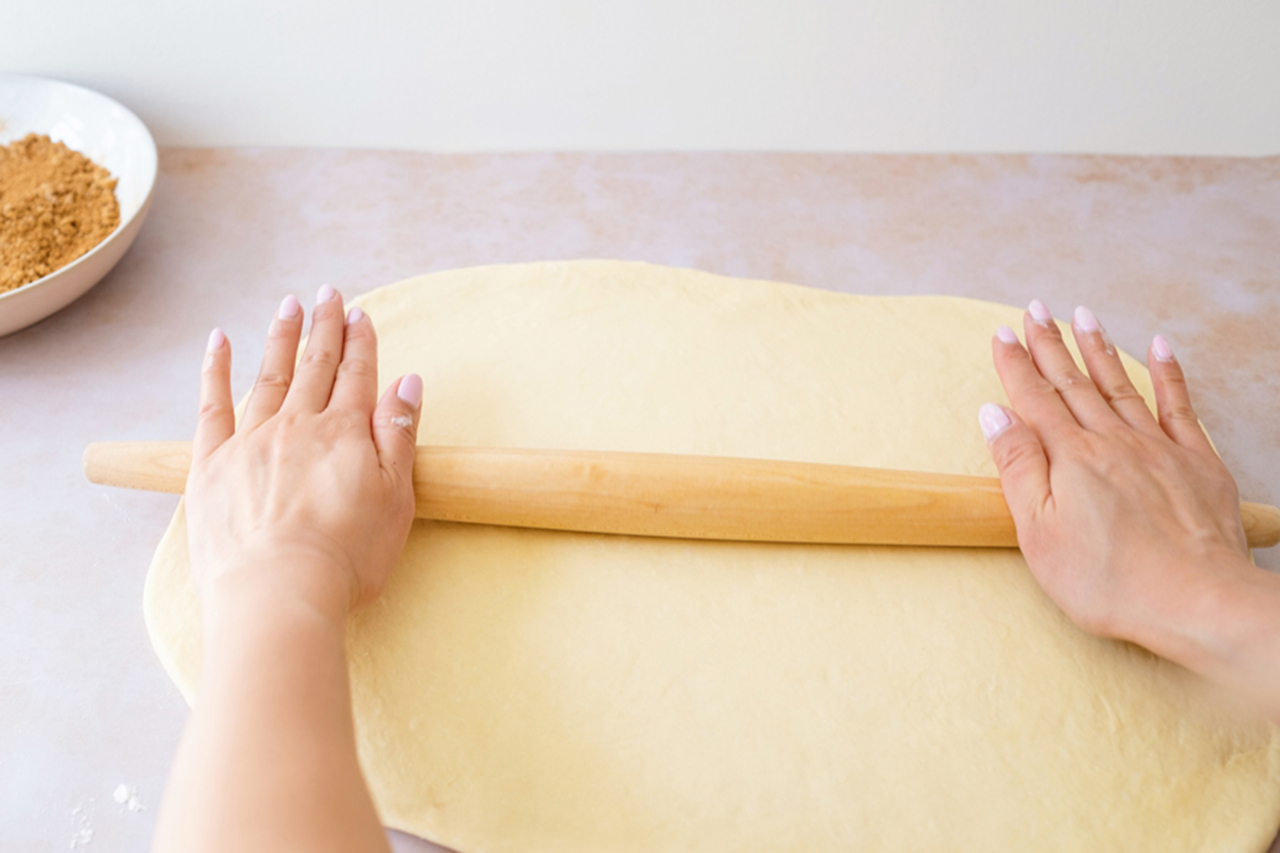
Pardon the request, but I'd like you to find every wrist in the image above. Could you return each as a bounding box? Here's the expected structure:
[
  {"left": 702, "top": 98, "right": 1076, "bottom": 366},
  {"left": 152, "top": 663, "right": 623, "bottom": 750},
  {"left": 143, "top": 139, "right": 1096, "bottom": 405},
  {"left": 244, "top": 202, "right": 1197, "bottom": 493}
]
[
  {"left": 202, "top": 550, "right": 353, "bottom": 641},
  {"left": 1127, "top": 552, "right": 1262, "bottom": 678}
]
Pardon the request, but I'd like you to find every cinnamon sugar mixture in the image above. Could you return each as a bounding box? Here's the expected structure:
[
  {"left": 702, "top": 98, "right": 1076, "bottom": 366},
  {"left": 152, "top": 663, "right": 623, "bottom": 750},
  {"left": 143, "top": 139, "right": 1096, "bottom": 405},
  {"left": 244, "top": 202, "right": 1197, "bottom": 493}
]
[{"left": 0, "top": 133, "right": 120, "bottom": 293}]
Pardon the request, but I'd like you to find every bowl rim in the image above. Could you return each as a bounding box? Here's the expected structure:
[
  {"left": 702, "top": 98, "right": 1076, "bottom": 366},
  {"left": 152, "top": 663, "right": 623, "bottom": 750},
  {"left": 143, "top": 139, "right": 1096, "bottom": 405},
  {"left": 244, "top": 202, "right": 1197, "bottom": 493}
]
[{"left": 0, "top": 73, "right": 158, "bottom": 303}]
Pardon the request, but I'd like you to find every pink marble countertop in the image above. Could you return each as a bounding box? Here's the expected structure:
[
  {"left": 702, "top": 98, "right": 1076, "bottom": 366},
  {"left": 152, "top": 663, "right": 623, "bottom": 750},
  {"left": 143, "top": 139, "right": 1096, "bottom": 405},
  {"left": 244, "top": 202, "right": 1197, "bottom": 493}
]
[{"left": 3, "top": 150, "right": 1278, "bottom": 851}]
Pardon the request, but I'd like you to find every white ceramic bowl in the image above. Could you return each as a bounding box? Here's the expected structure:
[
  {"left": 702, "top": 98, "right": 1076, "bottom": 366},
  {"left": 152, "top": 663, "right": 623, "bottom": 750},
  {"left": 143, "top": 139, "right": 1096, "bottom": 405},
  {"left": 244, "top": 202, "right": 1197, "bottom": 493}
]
[{"left": 0, "top": 74, "right": 157, "bottom": 338}]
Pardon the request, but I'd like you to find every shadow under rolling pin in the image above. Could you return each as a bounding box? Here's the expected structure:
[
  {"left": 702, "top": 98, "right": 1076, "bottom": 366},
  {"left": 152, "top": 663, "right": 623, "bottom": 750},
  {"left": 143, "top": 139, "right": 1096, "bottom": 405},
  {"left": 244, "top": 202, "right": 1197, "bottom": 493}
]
[{"left": 82, "top": 441, "right": 1280, "bottom": 550}]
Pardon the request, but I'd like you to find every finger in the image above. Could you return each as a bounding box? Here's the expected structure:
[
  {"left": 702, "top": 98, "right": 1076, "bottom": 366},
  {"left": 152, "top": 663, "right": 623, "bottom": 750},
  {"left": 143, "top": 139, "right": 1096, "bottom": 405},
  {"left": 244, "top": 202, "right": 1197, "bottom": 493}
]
[
  {"left": 1024, "top": 299, "right": 1121, "bottom": 432},
  {"left": 328, "top": 305, "right": 379, "bottom": 418},
  {"left": 991, "top": 324, "right": 1080, "bottom": 443},
  {"left": 979, "top": 403, "right": 1052, "bottom": 528},
  {"left": 1148, "top": 335, "right": 1216, "bottom": 459},
  {"left": 193, "top": 329, "right": 235, "bottom": 464},
  {"left": 373, "top": 374, "right": 423, "bottom": 492},
  {"left": 286, "top": 285, "right": 346, "bottom": 412},
  {"left": 1069, "top": 306, "right": 1161, "bottom": 435},
  {"left": 241, "top": 294, "right": 304, "bottom": 431}
]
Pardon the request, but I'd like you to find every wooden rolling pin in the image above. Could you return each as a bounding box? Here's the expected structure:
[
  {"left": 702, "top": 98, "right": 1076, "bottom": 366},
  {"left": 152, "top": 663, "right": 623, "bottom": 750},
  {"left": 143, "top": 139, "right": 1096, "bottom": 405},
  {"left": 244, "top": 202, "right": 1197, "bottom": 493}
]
[{"left": 82, "top": 441, "right": 1280, "bottom": 549}]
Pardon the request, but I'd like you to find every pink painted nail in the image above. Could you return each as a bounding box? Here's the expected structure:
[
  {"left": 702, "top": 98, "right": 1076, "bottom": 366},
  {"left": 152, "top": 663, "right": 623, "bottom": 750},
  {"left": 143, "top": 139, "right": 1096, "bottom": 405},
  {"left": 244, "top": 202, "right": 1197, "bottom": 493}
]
[
  {"left": 978, "top": 403, "right": 1012, "bottom": 441},
  {"left": 996, "top": 325, "right": 1019, "bottom": 344},
  {"left": 278, "top": 294, "right": 301, "bottom": 319},
  {"left": 1152, "top": 334, "right": 1175, "bottom": 362},
  {"left": 1028, "top": 299, "right": 1052, "bottom": 325},
  {"left": 397, "top": 374, "right": 423, "bottom": 407},
  {"left": 1073, "top": 305, "right": 1100, "bottom": 333},
  {"left": 316, "top": 284, "right": 337, "bottom": 304},
  {"left": 347, "top": 306, "right": 364, "bottom": 325},
  {"left": 207, "top": 328, "right": 226, "bottom": 351}
]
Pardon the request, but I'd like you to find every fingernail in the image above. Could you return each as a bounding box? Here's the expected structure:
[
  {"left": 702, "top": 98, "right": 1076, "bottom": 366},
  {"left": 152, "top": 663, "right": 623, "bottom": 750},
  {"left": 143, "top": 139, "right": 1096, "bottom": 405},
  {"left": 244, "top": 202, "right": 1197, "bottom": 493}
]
[
  {"left": 316, "top": 284, "right": 337, "bottom": 304},
  {"left": 979, "top": 403, "right": 1012, "bottom": 441},
  {"left": 397, "top": 374, "right": 423, "bottom": 407},
  {"left": 347, "top": 306, "right": 364, "bottom": 325},
  {"left": 207, "top": 328, "right": 226, "bottom": 352},
  {"left": 278, "top": 294, "right": 301, "bottom": 319},
  {"left": 1073, "top": 305, "right": 1100, "bottom": 333},
  {"left": 1152, "top": 334, "right": 1175, "bottom": 362},
  {"left": 996, "top": 325, "right": 1019, "bottom": 344},
  {"left": 1028, "top": 299, "right": 1052, "bottom": 325}
]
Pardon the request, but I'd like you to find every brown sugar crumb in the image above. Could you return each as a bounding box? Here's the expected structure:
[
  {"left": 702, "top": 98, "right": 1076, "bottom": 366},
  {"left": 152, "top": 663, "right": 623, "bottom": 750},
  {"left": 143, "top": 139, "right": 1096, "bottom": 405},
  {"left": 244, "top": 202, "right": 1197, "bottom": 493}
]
[{"left": 0, "top": 133, "right": 121, "bottom": 294}]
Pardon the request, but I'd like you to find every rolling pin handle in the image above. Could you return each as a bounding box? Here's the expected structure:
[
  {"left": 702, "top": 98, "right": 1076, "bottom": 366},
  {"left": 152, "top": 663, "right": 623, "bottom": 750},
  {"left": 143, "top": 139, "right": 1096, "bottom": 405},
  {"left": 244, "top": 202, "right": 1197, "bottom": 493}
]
[{"left": 83, "top": 441, "right": 192, "bottom": 495}]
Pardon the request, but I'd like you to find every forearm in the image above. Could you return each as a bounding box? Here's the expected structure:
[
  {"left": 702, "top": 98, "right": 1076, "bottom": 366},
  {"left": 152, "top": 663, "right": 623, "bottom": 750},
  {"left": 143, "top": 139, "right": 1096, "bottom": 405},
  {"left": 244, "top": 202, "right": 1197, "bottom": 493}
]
[
  {"left": 154, "top": 565, "right": 389, "bottom": 853},
  {"left": 1130, "top": 556, "right": 1280, "bottom": 720}
]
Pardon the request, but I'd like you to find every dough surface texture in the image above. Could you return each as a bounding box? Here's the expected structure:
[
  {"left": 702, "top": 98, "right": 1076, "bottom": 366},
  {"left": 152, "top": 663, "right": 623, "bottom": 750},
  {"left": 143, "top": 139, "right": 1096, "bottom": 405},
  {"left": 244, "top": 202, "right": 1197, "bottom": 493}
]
[{"left": 146, "top": 261, "right": 1280, "bottom": 852}]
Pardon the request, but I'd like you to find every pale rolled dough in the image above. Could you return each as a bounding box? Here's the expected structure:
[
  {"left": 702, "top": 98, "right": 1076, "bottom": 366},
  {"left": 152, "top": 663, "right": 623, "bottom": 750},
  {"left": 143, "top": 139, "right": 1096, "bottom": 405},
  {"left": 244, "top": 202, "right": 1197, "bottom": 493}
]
[{"left": 146, "top": 261, "right": 1280, "bottom": 851}]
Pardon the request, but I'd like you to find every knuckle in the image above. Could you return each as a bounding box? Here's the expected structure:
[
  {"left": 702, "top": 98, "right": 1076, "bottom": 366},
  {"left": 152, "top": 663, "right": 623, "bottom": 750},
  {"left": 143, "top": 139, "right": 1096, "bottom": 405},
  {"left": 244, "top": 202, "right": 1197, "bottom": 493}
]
[
  {"left": 1024, "top": 380, "right": 1061, "bottom": 403},
  {"left": 329, "top": 409, "right": 367, "bottom": 434},
  {"left": 337, "top": 357, "right": 377, "bottom": 383},
  {"left": 300, "top": 346, "right": 339, "bottom": 370},
  {"left": 996, "top": 436, "right": 1042, "bottom": 472},
  {"left": 198, "top": 400, "right": 229, "bottom": 420},
  {"left": 1032, "top": 321, "right": 1065, "bottom": 343},
  {"left": 1159, "top": 371, "right": 1192, "bottom": 397},
  {"left": 1208, "top": 469, "right": 1239, "bottom": 500},
  {"left": 1076, "top": 433, "right": 1115, "bottom": 465},
  {"left": 1100, "top": 385, "right": 1143, "bottom": 407},
  {"left": 253, "top": 371, "right": 291, "bottom": 392},
  {"left": 1052, "top": 371, "right": 1092, "bottom": 393},
  {"left": 1162, "top": 403, "right": 1199, "bottom": 423},
  {"left": 268, "top": 411, "right": 302, "bottom": 436}
]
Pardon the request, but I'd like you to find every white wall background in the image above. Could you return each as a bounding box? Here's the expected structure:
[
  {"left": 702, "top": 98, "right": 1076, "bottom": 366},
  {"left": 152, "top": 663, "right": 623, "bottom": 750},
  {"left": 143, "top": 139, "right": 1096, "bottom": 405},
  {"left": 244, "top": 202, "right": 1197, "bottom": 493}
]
[{"left": 3, "top": 0, "right": 1277, "bottom": 154}]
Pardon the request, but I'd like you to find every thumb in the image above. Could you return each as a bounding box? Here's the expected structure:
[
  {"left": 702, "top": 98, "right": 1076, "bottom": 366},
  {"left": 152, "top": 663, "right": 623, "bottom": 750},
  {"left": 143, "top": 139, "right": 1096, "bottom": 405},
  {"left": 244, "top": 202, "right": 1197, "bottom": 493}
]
[
  {"left": 374, "top": 374, "right": 423, "bottom": 491},
  {"left": 979, "top": 403, "right": 1051, "bottom": 528}
]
